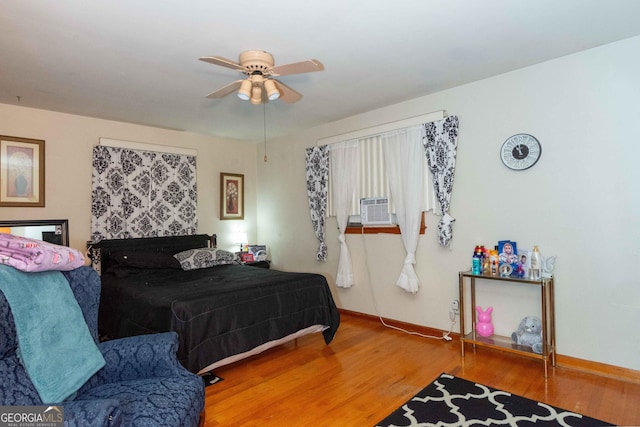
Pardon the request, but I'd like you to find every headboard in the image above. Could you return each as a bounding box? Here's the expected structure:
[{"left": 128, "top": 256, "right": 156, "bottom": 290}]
[{"left": 88, "top": 234, "right": 215, "bottom": 273}]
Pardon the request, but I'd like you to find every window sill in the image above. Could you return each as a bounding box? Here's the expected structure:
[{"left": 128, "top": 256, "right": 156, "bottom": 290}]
[{"left": 345, "top": 212, "right": 426, "bottom": 235}]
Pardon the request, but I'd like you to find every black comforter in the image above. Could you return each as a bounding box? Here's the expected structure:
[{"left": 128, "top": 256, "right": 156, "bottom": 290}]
[{"left": 98, "top": 264, "right": 340, "bottom": 373}]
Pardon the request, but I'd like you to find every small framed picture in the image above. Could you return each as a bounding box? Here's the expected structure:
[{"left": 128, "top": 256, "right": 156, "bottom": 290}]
[
  {"left": 498, "top": 240, "right": 518, "bottom": 268},
  {"left": 516, "top": 249, "right": 531, "bottom": 278},
  {"left": 248, "top": 245, "right": 267, "bottom": 261},
  {"left": 220, "top": 172, "right": 244, "bottom": 220},
  {"left": 0, "top": 135, "right": 45, "bottom": 207}
]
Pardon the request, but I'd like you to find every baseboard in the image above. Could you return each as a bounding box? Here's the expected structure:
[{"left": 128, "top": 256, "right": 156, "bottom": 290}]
[
  {"left": 338, "top": 308, "right": 640, "bottom": 384},
  {"left": 555, "top": 354, "right": 640, "bottom": 383}
]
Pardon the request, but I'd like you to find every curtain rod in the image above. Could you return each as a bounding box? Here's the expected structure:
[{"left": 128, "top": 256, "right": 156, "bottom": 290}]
[
  {"left": 316, "top": 110, "right": 447, "bottom": 146},
  {"left": 99, "top": 137, "right": 198, "bottom": 156}
]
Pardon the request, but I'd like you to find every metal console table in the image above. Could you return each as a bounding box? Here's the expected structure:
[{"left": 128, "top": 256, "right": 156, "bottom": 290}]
[{"left": 458, "top": 271, "right": 556, "bottom": 377}]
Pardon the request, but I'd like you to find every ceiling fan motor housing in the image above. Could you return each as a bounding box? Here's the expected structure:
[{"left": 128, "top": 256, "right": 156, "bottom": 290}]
[{"left": 240, "top": 50, "right": 275, "bottom": 75}]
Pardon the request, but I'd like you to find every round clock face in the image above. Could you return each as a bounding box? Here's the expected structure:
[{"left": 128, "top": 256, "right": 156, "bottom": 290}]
[{"left": 500, "top": 134, "right": 541, "bottom": 170}]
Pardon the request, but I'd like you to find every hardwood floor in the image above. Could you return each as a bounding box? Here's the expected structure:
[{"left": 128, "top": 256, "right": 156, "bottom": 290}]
[{"left": 204, "top": 312, "right": 640, "bottom": 426}]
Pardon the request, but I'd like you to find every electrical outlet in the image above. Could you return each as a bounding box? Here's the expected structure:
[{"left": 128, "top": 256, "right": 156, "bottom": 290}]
[{"left": 449, "top": 300, "right": 459, "bottom": 323}]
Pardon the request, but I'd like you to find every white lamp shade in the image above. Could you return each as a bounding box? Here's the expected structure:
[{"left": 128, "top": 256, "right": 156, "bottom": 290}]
[
  {"left": 264, "top": 79, "right": 280, "bottom": 100},
  {"left": 238, "top": 80, "right": 252, "bottom": 100},
  {"left": 236, "top": 232, "right": 248, "bottom": 245}
]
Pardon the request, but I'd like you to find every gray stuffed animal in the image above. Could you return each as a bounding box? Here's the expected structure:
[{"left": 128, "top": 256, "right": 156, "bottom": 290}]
[{"left": 511, "top": 316, "right": 543, "bottom": 354}]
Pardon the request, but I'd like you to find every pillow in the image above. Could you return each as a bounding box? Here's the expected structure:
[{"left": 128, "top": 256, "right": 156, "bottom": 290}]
[
  {"left": 109, "top": 251, "right": 182, "bottom": 270},
  {"left": 174, "top": 248, "right": 240, "bottom": 271},
  {"left": 0, "top": 233, "right": 85, "bottom": 272}
]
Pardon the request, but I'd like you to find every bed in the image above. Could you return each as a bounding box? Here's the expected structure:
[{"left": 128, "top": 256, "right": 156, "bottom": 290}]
[{"left": 90, "top": 234, "right": 340, "bottom": 374}]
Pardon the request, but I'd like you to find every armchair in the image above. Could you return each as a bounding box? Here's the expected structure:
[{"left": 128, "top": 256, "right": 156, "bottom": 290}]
[{"left": 0, "top": 266, "right": 205, "bottom": 426}]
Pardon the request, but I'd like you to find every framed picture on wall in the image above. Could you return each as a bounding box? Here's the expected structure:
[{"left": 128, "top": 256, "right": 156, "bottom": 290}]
[
  {"left": 220, "top": 172, "right": 244, "bottom": 220},
  {"left": 0, "top": 135, "right": 45, "bottom": 207},
  {"left": 248, "top": 245, "right": 267, "bottom": 261}
]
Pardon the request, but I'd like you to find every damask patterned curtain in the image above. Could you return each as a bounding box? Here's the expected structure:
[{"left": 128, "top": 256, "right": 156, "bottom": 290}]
[
  {"left": 305, "top": 145, "right": 330, "bottom": 261},
  {"left": 422, "top": 116, "right": 459, "bottom": 247},
  {"left": 90, "top": 145, "right": 198, "bottom": 242}
]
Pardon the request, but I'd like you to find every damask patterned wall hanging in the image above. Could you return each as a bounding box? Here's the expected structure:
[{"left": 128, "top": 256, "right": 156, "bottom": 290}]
[{"left": 90, "top": 144, "right": 197, "bottom": 242}]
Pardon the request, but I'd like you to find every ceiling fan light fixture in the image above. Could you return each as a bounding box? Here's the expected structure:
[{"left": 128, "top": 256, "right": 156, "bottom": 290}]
[
  {"left": 237, "top": 80, "right": 252, "bottom": 100},
  {"left": 202, "top": 50, "right": 323, "bottom": 104},
  {"left": 250, "top": 85, "right": 262, "bottom": 105},
  {"left": 264, "top": 79, "right": 280, "bottom": 101}
]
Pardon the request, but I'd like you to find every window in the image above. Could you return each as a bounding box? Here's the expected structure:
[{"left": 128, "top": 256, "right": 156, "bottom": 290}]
[
  {"left": 327, "top": 134, "right": 436, "bottom": 225},
  {"left": 344, "top": 212, "right": 426, "bottom": 234}
]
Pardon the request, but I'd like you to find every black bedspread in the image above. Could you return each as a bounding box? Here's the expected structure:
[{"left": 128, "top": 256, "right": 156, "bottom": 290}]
[{"left": 98, "top": 264, "right": 340, "bottom": 373}]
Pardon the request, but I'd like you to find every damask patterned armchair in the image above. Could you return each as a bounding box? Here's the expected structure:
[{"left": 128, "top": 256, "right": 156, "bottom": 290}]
[{"left": 0, "top": 266, "right": 205, "bottom": 426}]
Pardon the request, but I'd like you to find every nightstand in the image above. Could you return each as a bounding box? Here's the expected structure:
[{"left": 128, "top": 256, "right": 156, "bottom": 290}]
[{"left": 244, "top": 260, "right": 270, "bottom": 269}]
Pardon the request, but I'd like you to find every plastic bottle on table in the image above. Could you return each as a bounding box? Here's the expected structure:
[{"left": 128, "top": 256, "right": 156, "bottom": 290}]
[
  {"left": 489, "top": 248, "right": 499, "bottom": 275},
  {"left": 472, "top": 256, "right": 481, "bottom": 275},
  {"left": 530, "top": 245, "right": 541, "bottom": 280},
  {"left": 481, "top": 246, "right": 490, "bottom": 273},
  {"left": 472, "top": 246, "right": 482, "bottom": 274}
]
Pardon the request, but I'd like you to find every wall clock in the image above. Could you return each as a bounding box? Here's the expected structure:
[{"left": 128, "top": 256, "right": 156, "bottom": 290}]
[{"left": 500, "top": 134, "right": 541, "bottom": 171}]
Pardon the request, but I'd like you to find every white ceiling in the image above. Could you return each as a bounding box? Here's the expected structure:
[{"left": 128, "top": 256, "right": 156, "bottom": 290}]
[{"left": 3, "top": 0, "right": 640, "bottom": 141}]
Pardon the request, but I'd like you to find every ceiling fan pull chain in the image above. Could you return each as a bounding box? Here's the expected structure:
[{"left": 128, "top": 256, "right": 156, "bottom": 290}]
[{"left": 263, "top": 103, "right": 268, "bottom": 162}]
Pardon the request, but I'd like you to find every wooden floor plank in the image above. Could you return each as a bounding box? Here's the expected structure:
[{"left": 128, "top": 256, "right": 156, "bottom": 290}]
[{"left": 204, "top": 312, "right": 640, "bottom": 426}]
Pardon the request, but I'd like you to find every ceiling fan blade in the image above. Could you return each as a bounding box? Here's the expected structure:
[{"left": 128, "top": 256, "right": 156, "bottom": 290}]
[
  {"left": 272, "top": 80, "right": 302, "bottom": 103},
  {"left": 205, "top": 80, "right": 244, "bottom": 99},
  {"left": 271, "top": 59, "right": 324, "bottom": 76},
  {"left": 199, "top": 56, "right": 245, "bottom": 71}
]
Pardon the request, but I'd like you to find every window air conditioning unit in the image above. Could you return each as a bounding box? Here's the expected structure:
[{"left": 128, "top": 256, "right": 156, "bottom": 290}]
[{"left": 360, "top": 197, "right": 392, "bottom": 225}]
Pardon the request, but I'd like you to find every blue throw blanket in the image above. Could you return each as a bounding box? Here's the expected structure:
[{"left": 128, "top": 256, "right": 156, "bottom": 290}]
[{"left": 0, "top": 264, "right": 105, "bottom": 403}]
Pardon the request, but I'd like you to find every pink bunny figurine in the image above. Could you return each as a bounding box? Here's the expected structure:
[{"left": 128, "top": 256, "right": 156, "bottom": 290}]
[{"left": 475, "top": 306, "right": 494, "bottom": 337}]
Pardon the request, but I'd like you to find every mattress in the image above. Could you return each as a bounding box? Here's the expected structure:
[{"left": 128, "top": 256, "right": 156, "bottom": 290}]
[{"left": 98, "top": 262, "right": 340, "bottom": 373}]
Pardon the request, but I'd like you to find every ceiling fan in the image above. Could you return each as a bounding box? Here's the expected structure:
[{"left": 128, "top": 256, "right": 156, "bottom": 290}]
[{"left": 199, "top": 50, "right": 324, "bottom": 104}]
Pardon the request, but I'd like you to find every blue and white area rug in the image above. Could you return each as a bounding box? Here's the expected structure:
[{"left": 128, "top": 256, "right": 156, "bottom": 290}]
[{"left": 376, "top": 373, "right": 613, "bottom": 427}]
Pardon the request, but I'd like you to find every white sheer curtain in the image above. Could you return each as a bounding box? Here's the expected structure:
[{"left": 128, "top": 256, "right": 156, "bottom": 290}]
[
  {"left": 330, "top": 140, "right": 358, "bottom": 288},
  {"left": 327, "top": 136, "right": 435, "bottom": 217},
  {"left": 381, "top": 126, "right": 424, "bottom": 293}
]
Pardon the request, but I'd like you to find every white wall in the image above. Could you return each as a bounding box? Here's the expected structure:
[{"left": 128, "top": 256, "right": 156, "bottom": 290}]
[
  {"left": 1, "top": 35, "right": 637, "bottom": 372},
  {"left": 257, "top": 36, "right": 640, "bottom": 370},
  {"left": 0, "top": 104, "right": 259, "bottom": 252}
]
